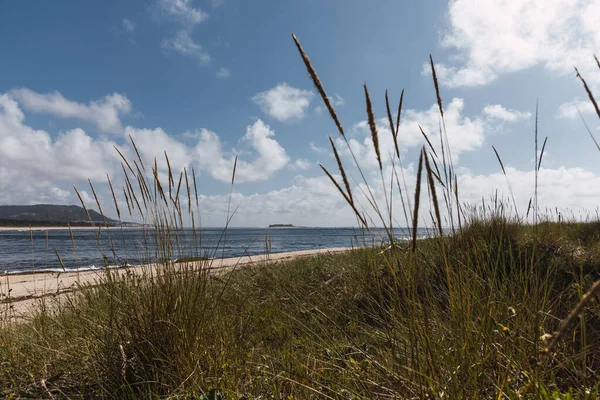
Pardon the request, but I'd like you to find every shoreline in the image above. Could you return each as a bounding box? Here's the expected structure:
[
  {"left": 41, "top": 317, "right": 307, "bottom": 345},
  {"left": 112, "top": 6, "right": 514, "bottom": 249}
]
[
  {"left": 0, "top": 225, "right": 142, "bottom": 232},
  {"left": 1, "top": 247, "right": 353, "bottom": 318}
]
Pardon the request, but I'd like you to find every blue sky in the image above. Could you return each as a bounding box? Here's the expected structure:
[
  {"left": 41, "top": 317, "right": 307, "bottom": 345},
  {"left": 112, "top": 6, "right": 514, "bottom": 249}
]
[{"left": 0, "top": 0, "right": 599, "bottom": 227}]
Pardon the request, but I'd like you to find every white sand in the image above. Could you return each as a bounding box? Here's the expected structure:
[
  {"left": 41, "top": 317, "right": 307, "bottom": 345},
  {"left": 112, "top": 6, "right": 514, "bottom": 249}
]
[{"left": 0, "top": 247, "right": 352, "bottom": 319}]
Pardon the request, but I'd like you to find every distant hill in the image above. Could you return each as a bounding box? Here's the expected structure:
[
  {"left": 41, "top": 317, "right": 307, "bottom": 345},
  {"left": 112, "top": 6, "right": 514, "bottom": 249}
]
[{"left": 0, "top": 204, "right": 120, "bottom": 227}]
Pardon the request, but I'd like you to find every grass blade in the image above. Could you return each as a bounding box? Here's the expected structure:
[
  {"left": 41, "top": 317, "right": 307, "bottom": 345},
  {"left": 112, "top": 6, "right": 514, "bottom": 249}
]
[
  {"left": 319, "top": 164, "right": 367, "bottom": 226},
  {"left": 538, "top": 136, "right": 548, "bottom": 171},
  {"left": 430, "top": 55, "right": 444, "bottom": 119},
  {"left": 419, "top": 125, "right": 438, "bottom": 158},
  {"left": 292, "top": 33, "right": 345, "bottom": 137},
  {"left": 575, "top": 67, "right": 600, "bottom": 121},
  {"left": 424, "top": 150, "right": 443, "bottom": 236},
  {"left": 329, "top": 136, "right": 353, "bottom": 205},
  {"left": 386, "top": 90, "right": 401, "bottom": 159},
  {"left": 364, "top": 84, "right": 382, "bottom": 171},
  {"left": 395, "top": 89, "right": 404, "bottom": 137},
  {"left": 412, "top": 149, "right": 424, "bottom": 252}
]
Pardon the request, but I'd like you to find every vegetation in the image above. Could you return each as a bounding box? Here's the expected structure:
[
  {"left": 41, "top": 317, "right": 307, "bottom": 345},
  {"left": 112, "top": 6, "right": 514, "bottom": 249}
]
[
  {"left": 1, "top": 37, "right": 600, "bottom": 398},
  {"left": 0, "top": 204, "right": 120, "bottom": 226}
]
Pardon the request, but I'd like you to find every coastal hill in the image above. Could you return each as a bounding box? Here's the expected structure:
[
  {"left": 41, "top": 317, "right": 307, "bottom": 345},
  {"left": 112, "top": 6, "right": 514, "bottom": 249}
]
[{"left": 0, "top": 204, "right": 121, "bottom": 227}]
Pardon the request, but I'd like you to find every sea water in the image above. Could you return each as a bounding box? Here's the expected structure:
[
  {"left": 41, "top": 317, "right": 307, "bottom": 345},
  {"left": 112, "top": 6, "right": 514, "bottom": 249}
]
[{"left": 0, "top": 226, "right": 431, "bottom": 274}]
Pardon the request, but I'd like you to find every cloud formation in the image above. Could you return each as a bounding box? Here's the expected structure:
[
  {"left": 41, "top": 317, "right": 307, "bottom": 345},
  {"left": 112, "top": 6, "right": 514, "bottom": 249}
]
[
  {"left": 10, "top": 88, "right": 131, "bottom": 134},
  {"left": 483, "top": 104, "right": 532, "bottom": 122},
  {"left": 192, "top": 163, "right": 600, "bottom": 227},
  {"left": 0, "top": 93, "right": 121, "bottom": 205},
  {"left": 195, "top": 120, "right": 290, "bottom": 183},
  {"left": 162, "top": 30, "right": 211, "bottom": 64},
  {"left": 291, "top": 159, "right": 312, "bottom": 170},
  {"left": 558, "top": 98, "right": 597, "bottom": 119},
  {"left": 252, "top": 83, "right": 314, "bottom": 122},
  {"left": 0, "top": 89, "right": 294, "bottom": 209},
  {"left": 153, "top": 0, "right": 211, "bottom": 65},
  {"left": 122, "top": 18, "right": 135, "bottom": 33},
  {"left": 154, "top": 0, "right": 207, "bottom": 24},
  {"left": 458, "top": 166, "right": 600, "bottom": 217},
  {"left": 430, "top": 0, "right": 600, "bottom": 88},
  {"left": 309, "top": 141, "right": 329, "bottom": 155},
  {"left": 216, "top": 67, "right": 230, "bottom": 79},
  {"left": 125, "top": 120, "right": 291, "bottom": 184},
  {"left": 3, "top": 87, "right": 600, "bottom": 227},
  {"left": 340, "top": 98, "right": 486, "bottom": 169}
]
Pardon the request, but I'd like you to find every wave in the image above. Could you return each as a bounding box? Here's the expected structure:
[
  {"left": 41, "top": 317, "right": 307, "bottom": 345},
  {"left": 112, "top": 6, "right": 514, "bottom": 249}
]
[{"left": 3, "top": 263, "right": 135, "bottom": 275}]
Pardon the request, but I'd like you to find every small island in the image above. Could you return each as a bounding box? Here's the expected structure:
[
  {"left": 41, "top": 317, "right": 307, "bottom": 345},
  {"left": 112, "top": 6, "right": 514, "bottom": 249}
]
[{"left": 268, "top": 224, "right": 294, "bottom": 228}]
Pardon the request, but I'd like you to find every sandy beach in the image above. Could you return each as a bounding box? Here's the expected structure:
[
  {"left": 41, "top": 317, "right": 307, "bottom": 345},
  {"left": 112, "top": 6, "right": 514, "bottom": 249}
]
[
  {"left": 0, "top": 226, "right": 138, "bottom": 232},
  {"left": 0, "top": 247, "right": 352, "bottom": 319}
]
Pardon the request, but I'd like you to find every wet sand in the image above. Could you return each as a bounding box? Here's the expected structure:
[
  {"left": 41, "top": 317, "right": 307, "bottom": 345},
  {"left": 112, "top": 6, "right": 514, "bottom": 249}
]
[{"left": 0, "top": 247, "right": 352, "bottom": 319}]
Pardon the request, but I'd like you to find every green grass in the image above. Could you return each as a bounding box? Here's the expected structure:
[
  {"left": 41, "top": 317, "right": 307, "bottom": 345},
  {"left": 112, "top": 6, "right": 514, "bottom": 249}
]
[
  {"left": 2, "top": 34, "right": 600, "bottom": 398},
  {"left": 1, "top": 222, "right": 600, "bottom": 398}
]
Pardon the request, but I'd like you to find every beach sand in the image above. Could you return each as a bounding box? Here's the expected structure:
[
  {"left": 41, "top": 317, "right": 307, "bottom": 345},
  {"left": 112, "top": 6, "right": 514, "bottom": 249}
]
[
  {"left": 0, "top": 226, "right": 136, "bottom": 232},
  {"left": 0, "top": 247, "right": 352, "bottom": 320}
]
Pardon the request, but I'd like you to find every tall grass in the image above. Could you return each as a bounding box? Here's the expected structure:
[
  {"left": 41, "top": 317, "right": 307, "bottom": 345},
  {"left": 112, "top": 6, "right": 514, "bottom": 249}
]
[{"left": 1, "top": 38, "right": 600, "bottom": 399}]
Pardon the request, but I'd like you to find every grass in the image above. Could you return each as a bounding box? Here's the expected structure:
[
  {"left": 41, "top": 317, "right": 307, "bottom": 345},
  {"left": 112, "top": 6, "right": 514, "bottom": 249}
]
[
  {"left": 2, "top": 224, "right": 600, "bottom": 398},
  {"left": 2, "top": 35, "right": 600, "bottom": 398}
]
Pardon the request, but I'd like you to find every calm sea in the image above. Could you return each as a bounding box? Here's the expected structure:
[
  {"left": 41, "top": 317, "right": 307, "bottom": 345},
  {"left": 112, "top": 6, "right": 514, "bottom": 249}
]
[{"left": 0, "top": 227, "right": 428, "bottom": 274}]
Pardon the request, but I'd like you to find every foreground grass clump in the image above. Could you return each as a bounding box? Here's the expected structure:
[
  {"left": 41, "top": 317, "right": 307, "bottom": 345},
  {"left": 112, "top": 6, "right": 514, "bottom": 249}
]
[{"left": 1, "top": 220, "right": 600, "bottom": 398}]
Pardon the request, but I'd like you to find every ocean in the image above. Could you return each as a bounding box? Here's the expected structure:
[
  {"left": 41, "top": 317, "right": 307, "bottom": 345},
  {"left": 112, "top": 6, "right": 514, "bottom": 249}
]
[{"left": 0, "top": 226, "right": 427, "bottom": 274}]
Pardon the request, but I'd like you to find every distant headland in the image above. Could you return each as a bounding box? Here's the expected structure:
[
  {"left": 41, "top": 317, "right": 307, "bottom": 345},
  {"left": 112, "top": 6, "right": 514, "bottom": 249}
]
[
  {"left": 0, "top": 204, "right": 141, "bottom": 228},
  {"left": 268, "top": 224, "right": 295, "bottom": 228}
]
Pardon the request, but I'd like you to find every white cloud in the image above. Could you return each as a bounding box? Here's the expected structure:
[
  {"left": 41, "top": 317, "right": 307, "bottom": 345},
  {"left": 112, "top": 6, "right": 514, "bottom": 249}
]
[
  {"left": 458, "top": 166, "right": 600, "bottom": 217},
  {"left": 216, "top": 67, "right": 230, "bottom": 78},
  {"left": 4, "top": 88, "right": 600, "bottom": 227},
  {"left": 125, "top": 126, "right": 192, "bottom": 174},
  {"left": 189, "top": 162, "right": 600, "bottom": 227},
  {"left": 50, "top": 187, "right": 71, "bottom": 200},
  {"left": 431, "top": 0, "right": 600, "bottom": 88},
  {"left": 10, "top": 88, "right": 131, "bottom": 134},
  {"left": 162, "top": 30, "right": 211, "bottom": 64},
  {"left": 291, "top": 159, "right": 312, "bottom": 170},
  {"left": 125, "top": 120, "right": 290, "bottom": 184},
  {"left": 341, "top": 98, "right": 485, "bottom": 169},
  {"left": 0, "top": 93, "right": 122, "bottom": 205},
  {"left": 153, "top": 0, "right": 211, "bottom": 65},
  {"left": 0, "top": 89, "right": 295, "bottom": 211},
  {"left": 154, "top": 0, "right": 207, "bottom": 24},
  {"left": 197, "top": 175, "right": 355, "bottom": 227},
  {"left": 558, "top": 98, "right": 597, "bottom": 119},
  {"left": 252, "top": 83, "right": 314, "bottom": 122},
  {"left": 483, "top": 104, "right": 532, "bottom": 122},
  {"left": 122, "top": 18, "right": 135, "bottom": 33},
  {"left": 195, "top": 120, "right": 290, "bottom": 183},
  {"left": 309, "top": 141, "right": 329, "bottom": 154},
  {"left": 422, "top": 63, "right": 496, "bottom": 88}
]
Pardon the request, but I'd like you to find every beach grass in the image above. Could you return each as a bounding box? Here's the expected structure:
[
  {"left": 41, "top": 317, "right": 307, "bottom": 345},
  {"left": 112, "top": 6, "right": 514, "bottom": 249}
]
[
  {"left": 1, "top": 36, "right": 600, "bottom": 399},
  {"left": 2, "top": 224, "right": 600, "bottom": 398}
]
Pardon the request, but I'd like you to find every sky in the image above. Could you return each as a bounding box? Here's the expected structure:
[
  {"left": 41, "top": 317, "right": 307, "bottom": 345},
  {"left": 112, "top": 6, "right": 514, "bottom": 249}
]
[{"left": 0, "top": 0, "right": 599, "bottom": 227}]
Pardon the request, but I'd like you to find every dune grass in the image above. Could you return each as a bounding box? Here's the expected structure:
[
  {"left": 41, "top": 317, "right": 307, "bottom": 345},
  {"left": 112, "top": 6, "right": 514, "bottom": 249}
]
[
  {"left": 2, "top": 36, "right": 600, "bottom": 399},
  {"left": 2, "top": 222, "right": 600, "bottom": 398}
]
